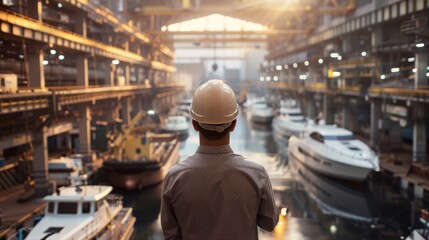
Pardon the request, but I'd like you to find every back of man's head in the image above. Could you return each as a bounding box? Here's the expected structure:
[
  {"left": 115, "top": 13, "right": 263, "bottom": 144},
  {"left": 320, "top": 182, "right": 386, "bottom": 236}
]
[{"left": 189, "top": 79, "right": 239, "bottom": 140}]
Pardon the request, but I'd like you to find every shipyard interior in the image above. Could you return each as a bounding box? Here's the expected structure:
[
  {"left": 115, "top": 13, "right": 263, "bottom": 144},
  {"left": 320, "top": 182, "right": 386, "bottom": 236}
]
[{"left": 1, "top": 0, "right": 429, "bottom": 239}]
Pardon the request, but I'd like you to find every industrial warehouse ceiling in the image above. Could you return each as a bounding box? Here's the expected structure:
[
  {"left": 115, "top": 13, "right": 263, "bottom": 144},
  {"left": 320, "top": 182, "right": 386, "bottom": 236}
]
[{"left": 128, "top": 0, "right": 356, "bottom": 45}]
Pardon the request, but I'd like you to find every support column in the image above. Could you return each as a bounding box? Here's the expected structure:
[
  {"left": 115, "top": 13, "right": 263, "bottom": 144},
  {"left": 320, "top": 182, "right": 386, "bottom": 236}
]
[
  {"left": 342, "top": 104, "right": 351, "bottom": 129},
  {"left": 76, "top": 54, "right": 89, "bottom": 87},
  {"left": 415, "top": 51, "right": 429, "bottom": 88},
  {"left": 370, "top": 99, "right": 382, "bottom": 147},
  {"left": 305, "top": 95, "right": 316, "bottom": 119},
  {"left": 323, "top": 94, "right": 334, "bottom": 124},
  {"left": 146, "top": 68, "right": 152, "bottom": 85},
  {"left": 78, "top": 104, "right": 91, "bottom": 154},
  {"left": 27, "top": 0, "right": 42, "bottom": 21},
  {"left": 104, "top": 62, "right": 115, "bottom": 86},
  {"left": 27, "top": 43, "right": 45, "bottom": 89},
  {"left": 75, "top": 10, "right": 88, "bottom": 87},
  {"left": 124, "top": 64, "right": 131, "bottom": 85},
  {"left": 75, "top": 12, "right": 87, "bottom": 37},
  {"left": 136, "top": 67, "right": 143, "bottom": 85},
  {"left": 412, "top": 104, "right": 426, "bottom": 162},
  {"left": 121, "top": 97, "right": 131, "bottom": 124},
  {"left": 349, "top": 110, "right": 359, "bottom": 132},
  {"left": 371, "top": 26, "right": 384, "bottom": 79},
  {"left": 32, "top": 121, "right": 48, "bottom": 197}
]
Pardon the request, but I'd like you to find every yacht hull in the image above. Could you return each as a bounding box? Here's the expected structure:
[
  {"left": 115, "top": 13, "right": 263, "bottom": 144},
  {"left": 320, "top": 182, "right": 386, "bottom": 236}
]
[
  {"left": 289, "top": 139, "right": 372, "bottom": 182},
  {"left": 272, "top": 118, "right": 302, "bottom": 139},
  {"left": 251, "top": 115, "right": 273, "bottom": 124}
]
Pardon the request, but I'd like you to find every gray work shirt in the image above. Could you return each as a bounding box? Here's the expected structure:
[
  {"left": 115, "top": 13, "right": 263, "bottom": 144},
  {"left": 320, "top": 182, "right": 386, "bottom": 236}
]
[{"left": 161, "top": 145, "right": 278, "bottom": 240}]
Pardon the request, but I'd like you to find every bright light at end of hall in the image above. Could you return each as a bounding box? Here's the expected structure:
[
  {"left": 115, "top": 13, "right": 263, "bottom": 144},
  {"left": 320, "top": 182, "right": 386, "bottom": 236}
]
[
  {"left": 304, "top": 61, "right": 309, "bottom": 66},
  {"left": 332, "top": 71, "right": 341, "bottom": 77},
  {"left": 318, "top": 58, "right": 324, "bottom": 64},
  {"left": 416, "top": 43, "right": 425, "bottom": 48},
  {"left": 43, "top": 60, "right": 49, "bottom": 65},
  {"left": 408, "top": 57, "right": 415, "bottom": 62},
  {"left": 112, "top": 59, "right": 120, "bottom": 65},
  {"left": 273, "top": 76, "right": 279, "bottom": 81},
  {"left": 361, "top": 51, "right": 367, "bottom": 57},
  {"left": 50, "top": 49, "right": 56, "bottom": 55},
  {"left": 147, "top": 110, "right": 155, "bottom": 115},
  {"left": 380, "top": 74, "right": 386, "bottom": 79},
  {"left": 275, "top": 65, "right": 283, "bottom": 71}
]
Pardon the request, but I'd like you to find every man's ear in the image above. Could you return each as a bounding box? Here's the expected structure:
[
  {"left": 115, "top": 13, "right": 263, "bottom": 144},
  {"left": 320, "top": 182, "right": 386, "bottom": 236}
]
[
  {"left": 229, "top": 119, "right": 237, "bottom": 132},
  {"left": 192, "top": 120, "right": 200, "bottom": 131}
]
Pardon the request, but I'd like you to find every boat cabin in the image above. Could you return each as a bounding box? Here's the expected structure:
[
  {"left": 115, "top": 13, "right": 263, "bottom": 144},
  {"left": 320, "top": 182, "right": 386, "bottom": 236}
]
[{"left": 44, "top": 186, "right": 114, "bottom": 216}]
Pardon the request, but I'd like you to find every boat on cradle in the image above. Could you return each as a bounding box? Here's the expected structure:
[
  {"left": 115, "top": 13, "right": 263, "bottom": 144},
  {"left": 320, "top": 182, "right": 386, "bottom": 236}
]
[
  {"left": 272, "top": 99, "right": 307, "bottom": 139},
  {"left": 103, "top": 133, "right": 180, "bottom": 190},
  {"left": 161, "top": 115, "right": 189, "bottom": 140},
  {"left": 289, "top": 156, "right": 375, "bottom": 222},
  {"left": 25, "top": 185, "right": 135, "bottom": 240},
  {"left": 102, "top": 111, "right": 180, "bottom": 190},
  {"left": 288, "top": 124, "right": 380, "bottom": 181},
  {"left": 249, "top": 98, "right": 274, "bottom": 124}
]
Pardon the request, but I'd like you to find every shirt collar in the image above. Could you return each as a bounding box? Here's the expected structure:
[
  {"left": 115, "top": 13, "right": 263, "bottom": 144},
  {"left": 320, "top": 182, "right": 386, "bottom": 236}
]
[{"left": 196, "top": 145, "right": 234, "bottom": 154}]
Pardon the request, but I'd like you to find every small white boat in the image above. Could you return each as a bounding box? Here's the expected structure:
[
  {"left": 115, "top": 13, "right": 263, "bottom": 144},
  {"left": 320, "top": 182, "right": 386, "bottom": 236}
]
[
  {"left": 272, "top": 99, "right": 307, "bottom": 138},
  {"left": 161, "top": 115, "right": 189, "bottom": 140},
  {"left": 178, "top": 98, "right": 192, "bottom": 113},
  {"left": 288, "top": 124, "right": 379, "bottom": 181},
  {"left": 48, "top": 157, "right": 84, "bottom": 187},
  {"left": 249, "top": 99, "right": 274, "bottom": 124},
  {"left": 25, "top": 185, "right": 135, "bottom": 240}
]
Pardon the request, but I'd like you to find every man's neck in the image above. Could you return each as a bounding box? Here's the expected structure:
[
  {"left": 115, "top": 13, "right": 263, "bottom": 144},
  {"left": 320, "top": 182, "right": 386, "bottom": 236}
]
[{"left": 199, "top": 133, "right": 230, "bottom": 146}]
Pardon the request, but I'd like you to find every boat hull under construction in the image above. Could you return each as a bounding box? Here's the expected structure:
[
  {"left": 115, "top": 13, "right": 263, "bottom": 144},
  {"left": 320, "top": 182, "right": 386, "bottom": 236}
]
[{"left": 103, "top": 137, "right": 180, "bottom": 190}]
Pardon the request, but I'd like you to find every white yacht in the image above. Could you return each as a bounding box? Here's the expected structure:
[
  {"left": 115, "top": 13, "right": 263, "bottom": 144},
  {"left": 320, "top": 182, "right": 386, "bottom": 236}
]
[
  {"left": 161, "top": 115, "right": 189, "bottom": 140},
  {"left": 249, "top": 99, "right": 274, "bottom": 124},
  {"left": 288, "top": 124, "right": 379, "bottom": 181},
  {"left": 178, "top": 98, "right": 192, "bottom": 113},
  {"left": 25, "top": 185, "right": 135, "bottom": 240},
  {"left": 272, "top": 99, "right": 307, "bottom": 138}
]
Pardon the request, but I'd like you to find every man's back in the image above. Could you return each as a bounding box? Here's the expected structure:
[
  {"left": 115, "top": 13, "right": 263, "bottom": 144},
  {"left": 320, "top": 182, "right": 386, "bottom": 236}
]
[{"left": 161, "top": 145, "right": 278, "bottom": 240}]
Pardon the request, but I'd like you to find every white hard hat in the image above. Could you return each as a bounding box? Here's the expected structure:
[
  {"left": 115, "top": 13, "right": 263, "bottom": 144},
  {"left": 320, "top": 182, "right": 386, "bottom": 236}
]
[{"left": 190, "top": 79, "right": 239, "bottom": 129}]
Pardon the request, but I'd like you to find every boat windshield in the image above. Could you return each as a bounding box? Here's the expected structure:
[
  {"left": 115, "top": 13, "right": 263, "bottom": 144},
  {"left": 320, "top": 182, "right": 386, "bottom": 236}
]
[
  {"left": 57, "top": 202, "right": 78, "bottom": 214},
  {"left": 323, "top": 135, "right": 355, "bottom": 141}
]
